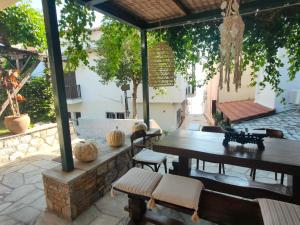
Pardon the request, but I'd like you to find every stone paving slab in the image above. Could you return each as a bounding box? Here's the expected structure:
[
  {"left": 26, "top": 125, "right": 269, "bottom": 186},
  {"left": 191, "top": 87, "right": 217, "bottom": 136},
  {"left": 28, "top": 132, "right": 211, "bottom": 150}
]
[
  {"left": 233, "top": 109, "right": 300, "bottom": 140},
  {"left": 0, "top": 138, "right": 289, "bottom": 225}
]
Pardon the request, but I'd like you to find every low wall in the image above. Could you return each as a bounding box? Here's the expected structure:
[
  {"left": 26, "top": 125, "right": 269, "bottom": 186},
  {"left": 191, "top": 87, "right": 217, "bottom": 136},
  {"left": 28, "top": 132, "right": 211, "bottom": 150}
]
[
  {"left": 0, "top": 123, "right": 77, "bottom": 163},
  {"left": 42, "top": 128, "right": 160, "bottom": 220},
  {"left": 77, "top": 118, "right": 161, "bottom": 138}
]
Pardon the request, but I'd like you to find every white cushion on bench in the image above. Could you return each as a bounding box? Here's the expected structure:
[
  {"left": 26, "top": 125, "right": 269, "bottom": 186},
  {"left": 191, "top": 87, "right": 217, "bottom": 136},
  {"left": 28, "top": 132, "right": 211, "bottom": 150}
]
[
  {"left": 112, "top": 167, "right": 162, "bottom": 197},
  {"left": 257, "top": 198, "right": 300, "bottom": 225},
  {"left": 133, "top": 148, "right": 166, "bottom": 164},
  {"left": 152, "top": 174, "right": 204, "bottom": 210}
]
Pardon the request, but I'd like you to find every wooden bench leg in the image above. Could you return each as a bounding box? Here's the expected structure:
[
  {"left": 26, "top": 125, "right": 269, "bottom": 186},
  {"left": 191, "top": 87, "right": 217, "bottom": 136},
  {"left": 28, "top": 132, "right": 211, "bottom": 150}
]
[
  {"left": 163, "top": 159, "right": 168, "bottom": 173},
  {"left": 128, "top": 196, "right": 146, "bottom": 225}
]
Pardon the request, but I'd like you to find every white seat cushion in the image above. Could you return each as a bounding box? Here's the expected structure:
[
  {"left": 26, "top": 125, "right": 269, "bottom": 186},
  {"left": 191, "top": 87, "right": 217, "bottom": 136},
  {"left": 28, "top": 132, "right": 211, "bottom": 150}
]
[
  {"left": 133, "top": 148, "right": 167, "bottom": 164},
  {"left": 112, "top": 167, "right": 162, "bottom": 197},
  {"left": 152, "top": 174, "right": 204, "bottom": 210},
  {"left": 257, "top": 198, "right": 300, "bottom": 225}
]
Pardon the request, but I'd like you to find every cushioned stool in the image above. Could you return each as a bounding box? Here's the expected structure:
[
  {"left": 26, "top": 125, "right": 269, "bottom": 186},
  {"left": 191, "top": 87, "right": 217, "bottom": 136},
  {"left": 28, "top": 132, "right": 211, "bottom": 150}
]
[
  {"left": 111, "top": 167, "right": 162, "bottom": 198},
  {"left": 257, "top": 198, "right": 300, "bottom": 225},
  {"left": 151, "top": 173, "right": 204, "bottom": 222}
]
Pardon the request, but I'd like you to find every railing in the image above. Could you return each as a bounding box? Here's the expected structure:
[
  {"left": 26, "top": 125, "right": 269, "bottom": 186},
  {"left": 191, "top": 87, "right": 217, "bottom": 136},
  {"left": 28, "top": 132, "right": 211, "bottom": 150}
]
[{"left": 65, "top": 85, "right": 81, "bottom": 99}]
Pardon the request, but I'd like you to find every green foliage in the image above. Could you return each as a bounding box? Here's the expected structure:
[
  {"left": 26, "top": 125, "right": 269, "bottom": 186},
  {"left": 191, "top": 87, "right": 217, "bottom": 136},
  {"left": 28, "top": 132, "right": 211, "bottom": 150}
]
[
  {"left": 0, "top": 2, "right": 46, "bottom": 51},
  {"left": 160, "top": 8, "right": 300, "bottom": 96},
  {"left": 93, "top": 17, "right": 142, "bottom": 86},
  {"left": 19, "top": 77, "right": 55, "bottom": 123},
  {"left": 58, "top": 0, "right": 95, "bottom": 71}
]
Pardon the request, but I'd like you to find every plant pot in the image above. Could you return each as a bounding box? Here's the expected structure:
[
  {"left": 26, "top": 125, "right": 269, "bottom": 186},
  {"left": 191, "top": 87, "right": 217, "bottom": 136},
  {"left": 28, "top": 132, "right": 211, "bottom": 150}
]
[{"left": 4, "top": 114, "right": 30, "bottom": 134}]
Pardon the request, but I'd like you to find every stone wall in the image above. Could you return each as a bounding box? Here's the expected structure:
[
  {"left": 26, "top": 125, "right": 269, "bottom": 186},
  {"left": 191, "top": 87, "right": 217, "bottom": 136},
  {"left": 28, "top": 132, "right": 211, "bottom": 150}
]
[
  {"left": 42, "top": 129, "right": 159, "bottom": 220},
  {"left": 0, "top": 123, "right": 77, "bottom": 163}
]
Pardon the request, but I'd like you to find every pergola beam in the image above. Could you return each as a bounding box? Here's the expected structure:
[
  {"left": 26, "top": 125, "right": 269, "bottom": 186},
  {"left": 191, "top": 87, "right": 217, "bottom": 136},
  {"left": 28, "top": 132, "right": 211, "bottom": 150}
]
[
  {"left": 172, "top": 0, "right": 191, "bottom": 15},
  {"left": 42, "top": 0, "right": 74, "bottom": 172},
  {"left": 78, "top": 0, "right": 147, "bottom": 29},
  {"left": 141, "top": 30, "right": 150, "bottom": 129},
  {"left": 85, "top": 0, "right": 110, "bottom": 6},
  {"left": 146, "top": 0, "right": 295, "bottom": 30}
]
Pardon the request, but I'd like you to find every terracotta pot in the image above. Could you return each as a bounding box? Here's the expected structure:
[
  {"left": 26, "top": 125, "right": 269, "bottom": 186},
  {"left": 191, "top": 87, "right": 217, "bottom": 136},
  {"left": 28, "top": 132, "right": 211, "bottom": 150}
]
[{"left": 4, "top": 114, "right": 30, "bottom": 134}]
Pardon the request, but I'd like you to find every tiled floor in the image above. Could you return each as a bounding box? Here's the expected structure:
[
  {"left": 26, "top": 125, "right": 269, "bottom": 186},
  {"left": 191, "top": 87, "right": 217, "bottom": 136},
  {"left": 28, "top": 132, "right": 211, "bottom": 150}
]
[
  {"left": 0, "top": 155, "right": 60, "bottom": 225},
  {"left": 233, "top": 109, "right": 300, "bottom": 140},
  {"left": 0, "top": 113, "right": 296, "bottom": 225},
  {"left": 0, "top": 153, "right": 284, "bottom": 225}
]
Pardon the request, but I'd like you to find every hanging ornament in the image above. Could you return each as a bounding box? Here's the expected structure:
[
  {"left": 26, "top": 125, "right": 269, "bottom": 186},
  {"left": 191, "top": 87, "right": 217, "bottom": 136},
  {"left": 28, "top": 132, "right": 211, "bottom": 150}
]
[
  {"left": 219, "top": 0, "right": 245, "bottom": 91},
  {"left": 148, "top": 42, "right": 175, "bottom": 87}
]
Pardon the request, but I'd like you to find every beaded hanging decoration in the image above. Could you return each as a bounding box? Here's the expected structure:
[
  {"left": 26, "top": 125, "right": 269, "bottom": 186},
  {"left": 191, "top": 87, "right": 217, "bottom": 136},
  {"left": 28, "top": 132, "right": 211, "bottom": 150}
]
[{"left": 219, "top": 0, "right": 245, "bottom": 91}]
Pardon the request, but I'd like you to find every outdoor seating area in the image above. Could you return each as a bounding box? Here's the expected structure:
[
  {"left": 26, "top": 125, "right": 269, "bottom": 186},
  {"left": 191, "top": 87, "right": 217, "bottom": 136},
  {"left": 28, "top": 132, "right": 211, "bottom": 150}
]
[{"left": 1, "top": 0, "right": 300, "bottom": 225}]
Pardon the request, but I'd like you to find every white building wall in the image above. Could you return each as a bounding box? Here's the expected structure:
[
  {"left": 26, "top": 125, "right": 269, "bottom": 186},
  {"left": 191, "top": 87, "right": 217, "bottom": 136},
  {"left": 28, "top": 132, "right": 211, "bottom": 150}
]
[
  {"left": 136, "top": 76, "right": 187, "bottom": 104},
  {"left": 136, "top": 102, "right": 182, "bottom": 132},
  {"left": 255, "top": 48, "right": 300, "bottom": 112},
  {"left": 67, "top": 52, "right": 125, "bottom": 119},
  {"left": 67, "top": 30, "right": 188, "bottom": 131}
]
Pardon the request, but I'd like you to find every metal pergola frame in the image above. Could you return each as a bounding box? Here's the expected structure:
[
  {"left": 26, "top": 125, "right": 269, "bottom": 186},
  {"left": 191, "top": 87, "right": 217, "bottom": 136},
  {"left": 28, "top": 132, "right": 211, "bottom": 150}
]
[{"left": 41, "top": 0, "right": 296, "bottom": 171}]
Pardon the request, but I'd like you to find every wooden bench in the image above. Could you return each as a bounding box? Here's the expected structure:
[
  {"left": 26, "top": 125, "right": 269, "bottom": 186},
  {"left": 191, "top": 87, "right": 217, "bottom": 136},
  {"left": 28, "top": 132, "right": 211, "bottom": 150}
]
[
  {"left": 171, "top": 161, "right": 293, "bottom": 202},
  {"left": 112, "top": 168, "right": 264, "bottom": 225}
]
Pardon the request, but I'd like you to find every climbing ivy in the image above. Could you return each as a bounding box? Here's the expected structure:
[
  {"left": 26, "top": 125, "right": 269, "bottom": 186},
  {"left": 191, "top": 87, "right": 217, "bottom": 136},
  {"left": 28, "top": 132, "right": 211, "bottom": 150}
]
[{"left": 158, "top": 7, "right": 300, "bottom": 96}]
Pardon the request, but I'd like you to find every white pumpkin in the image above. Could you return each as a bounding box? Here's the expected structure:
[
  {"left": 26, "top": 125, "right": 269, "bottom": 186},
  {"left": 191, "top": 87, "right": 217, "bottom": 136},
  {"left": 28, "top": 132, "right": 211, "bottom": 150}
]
[
  {"left": 73, "top": 140, "right": 98, "bottom": 162},
  {"left": 106, "top": 126, "right": 125, "bottom": 147},
  {"left": 132, "top": 122, "right": 147, "bottom": 133}
]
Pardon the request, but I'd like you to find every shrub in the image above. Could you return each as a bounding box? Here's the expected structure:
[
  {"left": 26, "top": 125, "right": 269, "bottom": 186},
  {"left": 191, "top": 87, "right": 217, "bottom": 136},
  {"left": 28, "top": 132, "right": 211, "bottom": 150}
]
[{"left": 19, "top": 77, "right": 55, "bottom": 123}]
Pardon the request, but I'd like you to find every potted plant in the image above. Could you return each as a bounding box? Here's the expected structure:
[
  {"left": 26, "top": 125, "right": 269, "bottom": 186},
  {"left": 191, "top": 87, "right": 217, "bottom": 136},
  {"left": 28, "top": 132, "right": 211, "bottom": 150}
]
[{"left": 0, "top": 68, "right": 30, "bottom": 134}]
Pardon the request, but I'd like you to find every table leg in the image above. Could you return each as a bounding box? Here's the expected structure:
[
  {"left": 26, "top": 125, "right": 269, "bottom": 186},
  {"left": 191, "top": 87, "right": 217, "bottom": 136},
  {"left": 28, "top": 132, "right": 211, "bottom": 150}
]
[
  {"left": 292, "top": 175, "right": 300, "bottom": 205},
  {"left": 177, "top": 156, "right": 191, "bottom": 176}
]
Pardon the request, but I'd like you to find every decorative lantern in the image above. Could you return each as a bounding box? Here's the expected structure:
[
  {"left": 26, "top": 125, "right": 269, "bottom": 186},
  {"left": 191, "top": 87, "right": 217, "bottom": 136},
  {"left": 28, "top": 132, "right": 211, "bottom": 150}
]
[
  {"left": 106, "top": 126, "right": 125, "bottom": 147},
  {"left": 148, "top": 42, "right": 175, "bottom": 87},
  {"left": 219, "top": 0, "right": 245, "bottom": 91},
  {"left": 73, "top": 140, "right": 98, "bottom": 162},
  {"left": 132, "top": 122, "right": 147, "bottom": 133}
]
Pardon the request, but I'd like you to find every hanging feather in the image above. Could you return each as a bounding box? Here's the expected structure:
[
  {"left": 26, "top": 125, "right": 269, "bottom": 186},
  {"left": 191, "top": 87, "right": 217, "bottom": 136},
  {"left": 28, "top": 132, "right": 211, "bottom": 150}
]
[{"left": 219, "top": 0, "right": 244, "bottom": 91}]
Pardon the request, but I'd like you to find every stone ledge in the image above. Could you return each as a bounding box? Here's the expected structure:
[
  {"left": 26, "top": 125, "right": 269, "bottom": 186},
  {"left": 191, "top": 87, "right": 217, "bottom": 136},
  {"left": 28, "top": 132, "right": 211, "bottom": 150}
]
[{"left": 42, "top": 128, "right": 161, "bottom": 220}]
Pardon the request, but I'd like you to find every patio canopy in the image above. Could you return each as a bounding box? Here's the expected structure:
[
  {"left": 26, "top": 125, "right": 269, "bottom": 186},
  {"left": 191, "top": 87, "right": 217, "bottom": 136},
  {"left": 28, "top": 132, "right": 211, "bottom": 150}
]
[
  {"left": 78, "top": 0, "right": 297, "bottom": 30},
  {"left": 41, "top": 0, "right": 299, "bottom": 172},
  {"left": 0, "top": 0, "right": 19, "bottom": 10}
]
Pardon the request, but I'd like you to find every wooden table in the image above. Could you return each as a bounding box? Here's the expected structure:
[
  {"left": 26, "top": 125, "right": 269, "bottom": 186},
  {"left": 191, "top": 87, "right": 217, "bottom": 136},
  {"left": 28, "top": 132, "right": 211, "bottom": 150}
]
[{"left": 153, "top": 130, "right": 300, "bottom": 204}]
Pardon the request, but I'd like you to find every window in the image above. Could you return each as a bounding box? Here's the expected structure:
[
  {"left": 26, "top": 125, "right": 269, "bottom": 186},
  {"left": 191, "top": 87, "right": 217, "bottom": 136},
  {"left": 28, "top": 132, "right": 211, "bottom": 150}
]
[
  {"left": 106, "top": 112, "right": 116, "bottom": 119},
  {"left": 74, "top": 112, "right": 81, "bottom": 125},
  {"left": 106, "top": 112, "right": 125, "bottom": 119},
  {"left": 116, "top": 112, "right": 125, "bottom": 119}
]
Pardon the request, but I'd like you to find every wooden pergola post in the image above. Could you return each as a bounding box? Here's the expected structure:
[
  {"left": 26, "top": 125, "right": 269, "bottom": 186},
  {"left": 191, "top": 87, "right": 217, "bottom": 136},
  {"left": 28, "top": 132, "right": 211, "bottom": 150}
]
[
  {"left": 42, "top": 0, "right": 74, "bottom": 171},
  {"left": 141, "top": 30, "right": 150, "bottom": 129}
]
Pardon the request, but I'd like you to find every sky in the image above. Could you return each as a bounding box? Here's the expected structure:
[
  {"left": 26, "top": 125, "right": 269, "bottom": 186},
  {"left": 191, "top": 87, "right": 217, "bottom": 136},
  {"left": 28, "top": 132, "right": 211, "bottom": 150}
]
[{"left": 29, "top": 0, "right": 103, "bottom": 28}]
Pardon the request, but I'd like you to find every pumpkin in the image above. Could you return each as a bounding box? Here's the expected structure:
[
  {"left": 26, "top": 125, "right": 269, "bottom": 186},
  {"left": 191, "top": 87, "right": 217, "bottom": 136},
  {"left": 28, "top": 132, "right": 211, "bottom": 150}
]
[
  {"left": 106, "top": 126, "right": 125, "bottom": 147},
  {"left": 132, "top": 122, "right": 148, "bottom": 133},
  {"left": 73, "top": 140, "right": 98, "bottom": 162}
]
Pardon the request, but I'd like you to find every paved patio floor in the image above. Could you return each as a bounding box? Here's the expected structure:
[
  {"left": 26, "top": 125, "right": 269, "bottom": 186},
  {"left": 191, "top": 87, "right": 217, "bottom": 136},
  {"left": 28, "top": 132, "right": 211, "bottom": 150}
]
[
  {"left": 0, "top": 113, "right": 292, "bottom": 225},
  {"left": 0, "top": 152, "right": 285, "bottom": 225},
  {"left": 233, "top": 109, "right": 300, "bottom": 140}
]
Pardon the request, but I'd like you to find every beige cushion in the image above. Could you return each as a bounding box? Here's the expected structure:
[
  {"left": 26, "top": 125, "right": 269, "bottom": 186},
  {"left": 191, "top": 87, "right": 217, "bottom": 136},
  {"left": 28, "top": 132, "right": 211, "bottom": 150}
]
[
  {"left": 112, "top": 167, "right": 162, "bottom": 197},
  {"left": 152, "top": 174, "right": 204, "bottom": 210},
  {"left": 257, "top": 198, "right": 300, "bottom": 225},
  {"left": 133, "top": 148, "right": 166, "bottom": 164}
]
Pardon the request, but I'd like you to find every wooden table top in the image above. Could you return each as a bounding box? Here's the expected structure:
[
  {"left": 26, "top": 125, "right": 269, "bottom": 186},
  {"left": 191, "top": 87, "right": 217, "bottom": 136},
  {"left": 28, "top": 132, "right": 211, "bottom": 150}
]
[{"left": 153, "top": 130, "right": 300, "bottom": 175}]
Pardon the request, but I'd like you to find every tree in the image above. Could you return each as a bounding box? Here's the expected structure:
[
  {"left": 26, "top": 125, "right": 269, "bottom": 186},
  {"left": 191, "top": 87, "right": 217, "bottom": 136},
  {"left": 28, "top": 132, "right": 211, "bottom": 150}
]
[
  {"left": 0, "top": 2, "right": 47, "bottom": 51},
  {"left": 20, "top": 77, "right": 55, "bottom": 123},
  {"left": 92, "top": 18, "right": 142, "bottom": 118},
  {"left": 57, "top": 0, "right": 95, "bottom": 72},
  {"left": 159, "top": 7, "right": 300, "bottom": 98}
]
